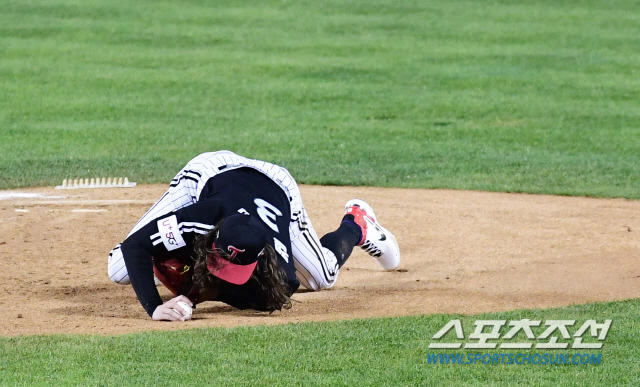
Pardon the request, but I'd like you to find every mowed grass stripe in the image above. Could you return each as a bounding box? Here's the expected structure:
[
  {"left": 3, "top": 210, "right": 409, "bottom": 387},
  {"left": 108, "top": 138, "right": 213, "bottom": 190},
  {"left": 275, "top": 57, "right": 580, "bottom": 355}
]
[
  {"left": 1, "top": 0, "right": 639, "bottom": 197},
  {"left": 1, "top": 299, "right": 638, "bottom": 386}
]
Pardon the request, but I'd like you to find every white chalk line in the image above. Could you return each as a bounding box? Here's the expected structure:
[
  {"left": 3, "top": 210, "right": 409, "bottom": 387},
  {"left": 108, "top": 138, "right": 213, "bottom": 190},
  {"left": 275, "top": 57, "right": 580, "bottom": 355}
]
[
  {"left": 8, "top": 199, "right": 156, "bottom": 206},
  {"left": 0, "top": 193, "right": 66, "bottom": 201},
  {"left": 12, "top": 208, "right": 109, "bottom": 213}
]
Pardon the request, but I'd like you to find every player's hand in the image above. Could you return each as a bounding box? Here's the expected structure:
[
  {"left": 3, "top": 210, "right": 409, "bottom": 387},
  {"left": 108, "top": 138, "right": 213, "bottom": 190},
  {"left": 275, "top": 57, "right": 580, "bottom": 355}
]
[{"left": 151, "top": 295, "right": 193, "bottom": 322}]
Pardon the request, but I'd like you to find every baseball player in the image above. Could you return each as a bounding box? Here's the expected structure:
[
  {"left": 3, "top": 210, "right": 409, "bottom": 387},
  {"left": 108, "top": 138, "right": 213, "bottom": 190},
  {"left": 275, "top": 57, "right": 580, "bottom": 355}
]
[{"left": 107, "top": 151, "right": 400, "bottom": 321}]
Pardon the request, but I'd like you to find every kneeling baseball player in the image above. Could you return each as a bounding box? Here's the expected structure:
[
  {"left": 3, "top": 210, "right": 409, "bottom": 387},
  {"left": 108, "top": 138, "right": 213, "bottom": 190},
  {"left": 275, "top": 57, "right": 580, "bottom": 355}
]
[{"left": 108, "top": 151, "right": 400, "bottom": 321}]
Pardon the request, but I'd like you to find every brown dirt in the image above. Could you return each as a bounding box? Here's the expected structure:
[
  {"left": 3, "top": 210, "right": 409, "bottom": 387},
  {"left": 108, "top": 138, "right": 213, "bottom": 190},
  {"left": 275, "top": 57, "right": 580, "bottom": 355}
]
[{"left": 1, "top": 184, "right": 639, "bottom": 336}]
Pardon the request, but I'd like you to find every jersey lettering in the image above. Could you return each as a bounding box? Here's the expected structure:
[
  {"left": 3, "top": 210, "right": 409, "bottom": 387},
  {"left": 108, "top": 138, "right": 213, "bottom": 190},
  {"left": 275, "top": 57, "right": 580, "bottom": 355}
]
[
  {"left": 273, "top": 237, "right": 289, "bottom": 263},
  {"left": 254, "top": 198, "right": 282, "bottom": 233}
]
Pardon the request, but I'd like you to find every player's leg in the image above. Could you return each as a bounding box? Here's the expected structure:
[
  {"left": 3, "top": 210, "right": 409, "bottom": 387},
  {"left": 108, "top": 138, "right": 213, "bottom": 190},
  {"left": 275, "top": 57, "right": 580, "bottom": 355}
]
[
  {"left": 259, "top": 160, "right": 371, "bottom": 290},
  {"left": 107, "top": 244, "right": 129, "bottom": 284},
  {"left": 291, "top": 199, "right": 401, "bottom": 291},
  {"left": 107, "top": 244, "right": 163, "bottom": 285},
  {"left": 290, "top": 206, "right": 346, "bottom": 291},
  {"left": 318, "top": 218, "right": 362, "bottom": 267}
]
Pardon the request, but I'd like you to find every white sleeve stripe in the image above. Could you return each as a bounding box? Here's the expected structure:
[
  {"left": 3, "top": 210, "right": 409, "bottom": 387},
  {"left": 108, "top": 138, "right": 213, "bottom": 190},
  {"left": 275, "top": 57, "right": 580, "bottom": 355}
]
[
  {"left": 179, "top": 222, "right": 214, "bottom": 230},
  {"left": 180, "top": 227, "right": 209, "bottom": 235},
  {"left": 178, "top": 222, "right": 214, "bottom": 235}
]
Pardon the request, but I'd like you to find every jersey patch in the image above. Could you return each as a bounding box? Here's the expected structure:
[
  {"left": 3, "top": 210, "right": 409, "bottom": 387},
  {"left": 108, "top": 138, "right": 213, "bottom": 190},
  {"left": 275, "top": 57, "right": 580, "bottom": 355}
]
[{"left": 157, "top": 215, "right": 186, "bottom": 251}]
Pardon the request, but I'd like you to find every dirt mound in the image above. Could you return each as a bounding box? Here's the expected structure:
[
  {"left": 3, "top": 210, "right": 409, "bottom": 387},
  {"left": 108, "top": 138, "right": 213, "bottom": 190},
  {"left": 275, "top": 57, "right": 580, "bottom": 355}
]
[{"left": 1, "top": 185, "right": 638, "bottom": 336}]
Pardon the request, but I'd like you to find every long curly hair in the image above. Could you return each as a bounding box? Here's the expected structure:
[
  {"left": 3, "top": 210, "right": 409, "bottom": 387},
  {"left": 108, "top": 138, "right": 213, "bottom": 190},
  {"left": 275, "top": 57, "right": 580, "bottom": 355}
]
[{"left": 192, "top": 218, "right": 292, "bottom": 312}]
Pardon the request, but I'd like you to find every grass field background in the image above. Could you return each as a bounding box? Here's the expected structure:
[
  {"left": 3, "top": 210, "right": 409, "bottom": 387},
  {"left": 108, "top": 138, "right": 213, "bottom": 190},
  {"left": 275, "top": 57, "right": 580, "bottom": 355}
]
[
  {"left": 1, "top": 0, "right": 639, "bottom": 385},
  {"left": 1, "top": 0, "right": 639, "bottom": 196},
  {"left": 1, "top": 300, "right": 638, "bottom": 386}
]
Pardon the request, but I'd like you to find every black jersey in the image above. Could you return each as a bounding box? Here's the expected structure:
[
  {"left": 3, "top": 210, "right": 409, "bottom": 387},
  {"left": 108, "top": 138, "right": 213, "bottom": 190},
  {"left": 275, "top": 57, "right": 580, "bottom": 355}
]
[{"left": 121, "top": 168, "right": 299, "bottom": 316}]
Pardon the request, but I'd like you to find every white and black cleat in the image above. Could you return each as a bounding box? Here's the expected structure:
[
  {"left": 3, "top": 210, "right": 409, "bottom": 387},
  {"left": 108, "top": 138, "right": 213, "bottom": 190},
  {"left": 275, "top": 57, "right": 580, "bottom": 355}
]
[{"left": 344, "top": 199, "right": 400, "bottom": 270}]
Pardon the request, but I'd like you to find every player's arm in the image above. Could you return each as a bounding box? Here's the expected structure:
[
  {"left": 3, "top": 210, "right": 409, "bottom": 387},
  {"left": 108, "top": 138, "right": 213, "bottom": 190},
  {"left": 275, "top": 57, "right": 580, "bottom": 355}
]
[
  {"left": 120, "top": 223, "right": 191, "bottom": 320},
  {"left": 121, "top": 198, "right": 222, "bottom": 320}
]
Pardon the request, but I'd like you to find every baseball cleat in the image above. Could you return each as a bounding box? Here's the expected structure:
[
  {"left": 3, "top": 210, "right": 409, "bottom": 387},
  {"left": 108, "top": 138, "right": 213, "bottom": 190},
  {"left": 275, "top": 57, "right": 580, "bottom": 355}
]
[{"left": 344, "top": 199, "right": 400, "bottom": 270}]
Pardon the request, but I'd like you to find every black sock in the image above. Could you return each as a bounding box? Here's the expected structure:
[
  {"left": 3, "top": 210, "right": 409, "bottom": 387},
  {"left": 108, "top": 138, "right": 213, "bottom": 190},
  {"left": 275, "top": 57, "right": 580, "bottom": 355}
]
[{"left": 320, "top": 218, "right": 361, "bottom": 268}]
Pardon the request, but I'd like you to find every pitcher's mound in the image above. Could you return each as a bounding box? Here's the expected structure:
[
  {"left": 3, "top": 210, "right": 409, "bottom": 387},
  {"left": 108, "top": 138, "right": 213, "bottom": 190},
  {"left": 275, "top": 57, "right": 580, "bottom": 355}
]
[{"left": 1, "top": 185, "right": 638, "bottom": 336}]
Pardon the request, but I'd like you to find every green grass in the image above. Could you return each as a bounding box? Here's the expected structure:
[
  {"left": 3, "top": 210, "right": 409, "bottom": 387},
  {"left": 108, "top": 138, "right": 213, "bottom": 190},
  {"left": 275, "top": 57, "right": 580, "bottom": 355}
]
[
  {"left": 2, "top": 1, "right": 639, "bottom": 385},
  {"left": 1, "top": 0, "right": 639, "bottom": 197},
  {"left": 1, "top": 299, "right": 638, "bottom": 386}
]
